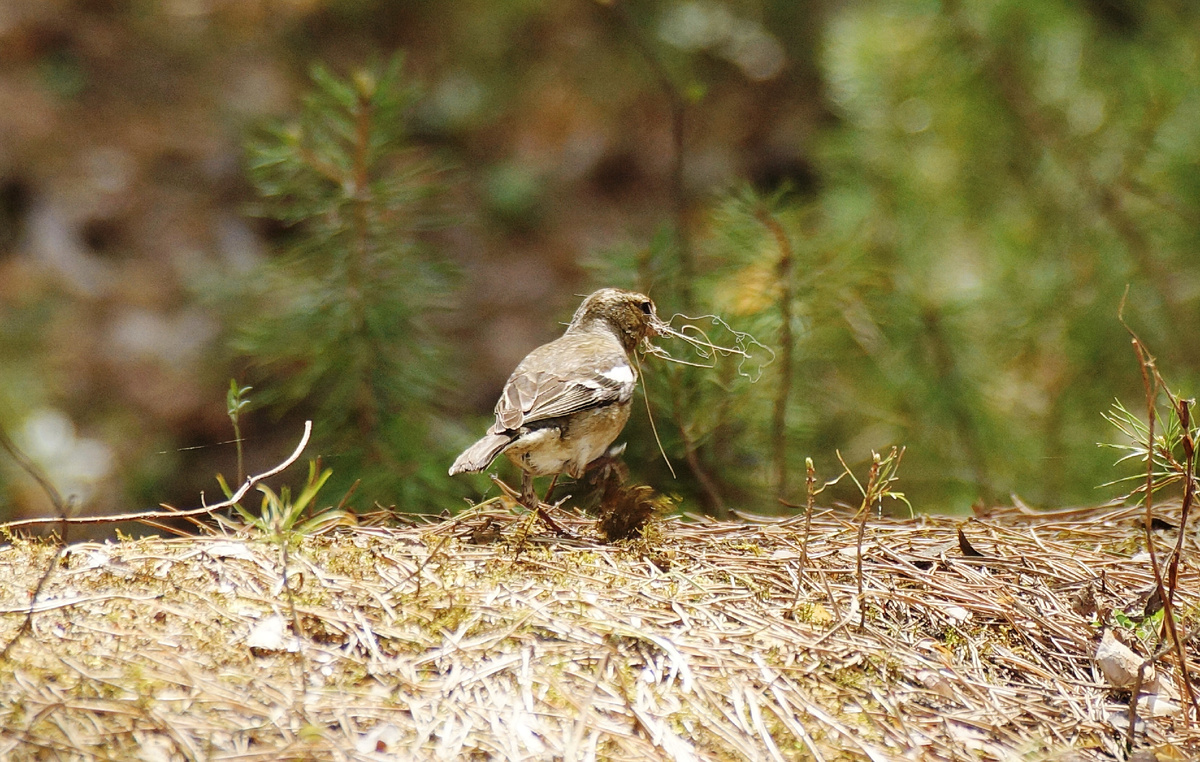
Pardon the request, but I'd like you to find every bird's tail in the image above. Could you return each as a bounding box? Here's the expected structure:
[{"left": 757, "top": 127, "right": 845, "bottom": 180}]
[{"left": 449, "top": 433, "right": 512, "bottom": 475}]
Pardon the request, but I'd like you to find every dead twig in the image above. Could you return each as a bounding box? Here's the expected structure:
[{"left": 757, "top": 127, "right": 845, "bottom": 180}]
[
  {"left": 0, "top": 422, "right": 71, "bottom": 660},
  {"left": 1118, "top": 299, "right": 1199, "bottom": 742},
  {"left": 1, "top": 421, "right": 313, "bottom": 531}
]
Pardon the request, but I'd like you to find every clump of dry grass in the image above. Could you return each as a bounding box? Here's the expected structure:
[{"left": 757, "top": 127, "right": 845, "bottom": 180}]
[
  {"left": 1, "top": 498, "right": 1197, "bottom": 760},
  {"left": 596, "top": 484, "right": 671, "bottom": 541}
]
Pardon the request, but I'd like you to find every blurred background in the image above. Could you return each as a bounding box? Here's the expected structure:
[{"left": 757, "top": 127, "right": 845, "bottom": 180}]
[{"left": 1, "top": 0, "right": 1198, "bottom": 526}]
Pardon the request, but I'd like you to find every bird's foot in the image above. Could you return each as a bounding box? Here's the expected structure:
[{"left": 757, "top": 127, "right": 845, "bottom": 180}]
[
  {"left": 490, "top": 474, "right": 524, "bottom": 504},
  {"left": 489, "top": 474, "right": 573, "bottom": 537},
  {"left": 533, "top": 503, "right": 572, "bottom": 537}
]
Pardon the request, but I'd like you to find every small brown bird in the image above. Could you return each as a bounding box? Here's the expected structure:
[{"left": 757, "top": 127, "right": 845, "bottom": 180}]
[{"left": 450, "top": 288, "right": 660, "bottom": 514}]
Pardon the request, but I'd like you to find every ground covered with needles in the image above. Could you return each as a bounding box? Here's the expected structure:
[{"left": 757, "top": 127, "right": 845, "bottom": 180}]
[{"left": 1, "top": 501, "right": 1198, "bottom": 761}]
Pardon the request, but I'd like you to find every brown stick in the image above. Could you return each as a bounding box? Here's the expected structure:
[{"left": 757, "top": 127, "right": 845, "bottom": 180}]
[{"left": 1118, "top": 306, "right": 1198, "bottom": 742}]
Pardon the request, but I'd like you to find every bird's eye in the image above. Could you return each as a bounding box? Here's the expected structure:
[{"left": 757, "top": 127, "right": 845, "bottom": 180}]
[{"left": 639, "top": 301, "right": 653, "bottom": 314}]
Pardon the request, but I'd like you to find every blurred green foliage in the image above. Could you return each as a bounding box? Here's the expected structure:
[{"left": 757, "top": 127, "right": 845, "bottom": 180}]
[
  {"left": 3, "top": 0, "right": 1198, "bottom": 519},
  {"left": 225, "top": 0, "right": 1200, "bottom": 515},
  {"left": 587, "top": 0, "right": 1200, "bottom": 512},
  {"left": 805, "top": 0, "right": 1200, "bottom": 508},
  {"left": 225, "top": 55, "right": 459, "bottom": 511}
]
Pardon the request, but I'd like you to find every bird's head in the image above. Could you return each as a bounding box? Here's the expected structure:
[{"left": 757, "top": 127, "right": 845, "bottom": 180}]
[{"left": 567, "top": 288, "right": 661, "bottom": 354}]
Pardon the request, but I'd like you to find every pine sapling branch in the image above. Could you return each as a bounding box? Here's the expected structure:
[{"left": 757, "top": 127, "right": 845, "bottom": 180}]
[
  {"left": 666, "top": 363, "right": 727, "bottom": 517},
  {"left": 601, "top": 0, "right": 693, "bottom": 311},
  {"left": 754, "top": 204, "right": 795, "bottom": 500}
]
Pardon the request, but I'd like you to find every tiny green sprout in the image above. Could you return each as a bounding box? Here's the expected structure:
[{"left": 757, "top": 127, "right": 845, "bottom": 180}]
[
  {"left": 1114, "top": 607, "right": 1166, "bottom": 647},
  {"left": 226, "top": 380, "right": 253, "bottom": 484},
  {"left": 832, "top": 446, "right": 912, "bottom": 519},
  {"left": 1099, "top": 397, "right": 1195, "bottom": 504},
  {"left": 222, "top": 460, "right": 354, "bottom": 539},
  {"left": 226, "top": 379, "right": 253, "bottom": 418}
]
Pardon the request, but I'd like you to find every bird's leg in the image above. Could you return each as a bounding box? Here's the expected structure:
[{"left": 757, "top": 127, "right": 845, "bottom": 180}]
[
  {"left": 491, "top": 473, "right": 570, "bottom": 535},
  {"left": 542, "top": 475, "right": 561, "bottom": 504},
  {"left": 520, "top": 472, "right": 537, "bottom": 510},
  {"left": 522, "top": 471, "right": 570, "bottom": 536}
]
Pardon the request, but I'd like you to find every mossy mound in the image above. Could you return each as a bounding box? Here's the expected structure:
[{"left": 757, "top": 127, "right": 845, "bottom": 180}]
[{"left": 1, "top": 502, "right": 1196, "bottom": 760}]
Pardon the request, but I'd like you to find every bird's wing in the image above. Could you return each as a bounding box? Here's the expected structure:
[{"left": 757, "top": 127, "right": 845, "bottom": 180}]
[{"left": 492, "top": 337, "right": 637, "bottom": 431}]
